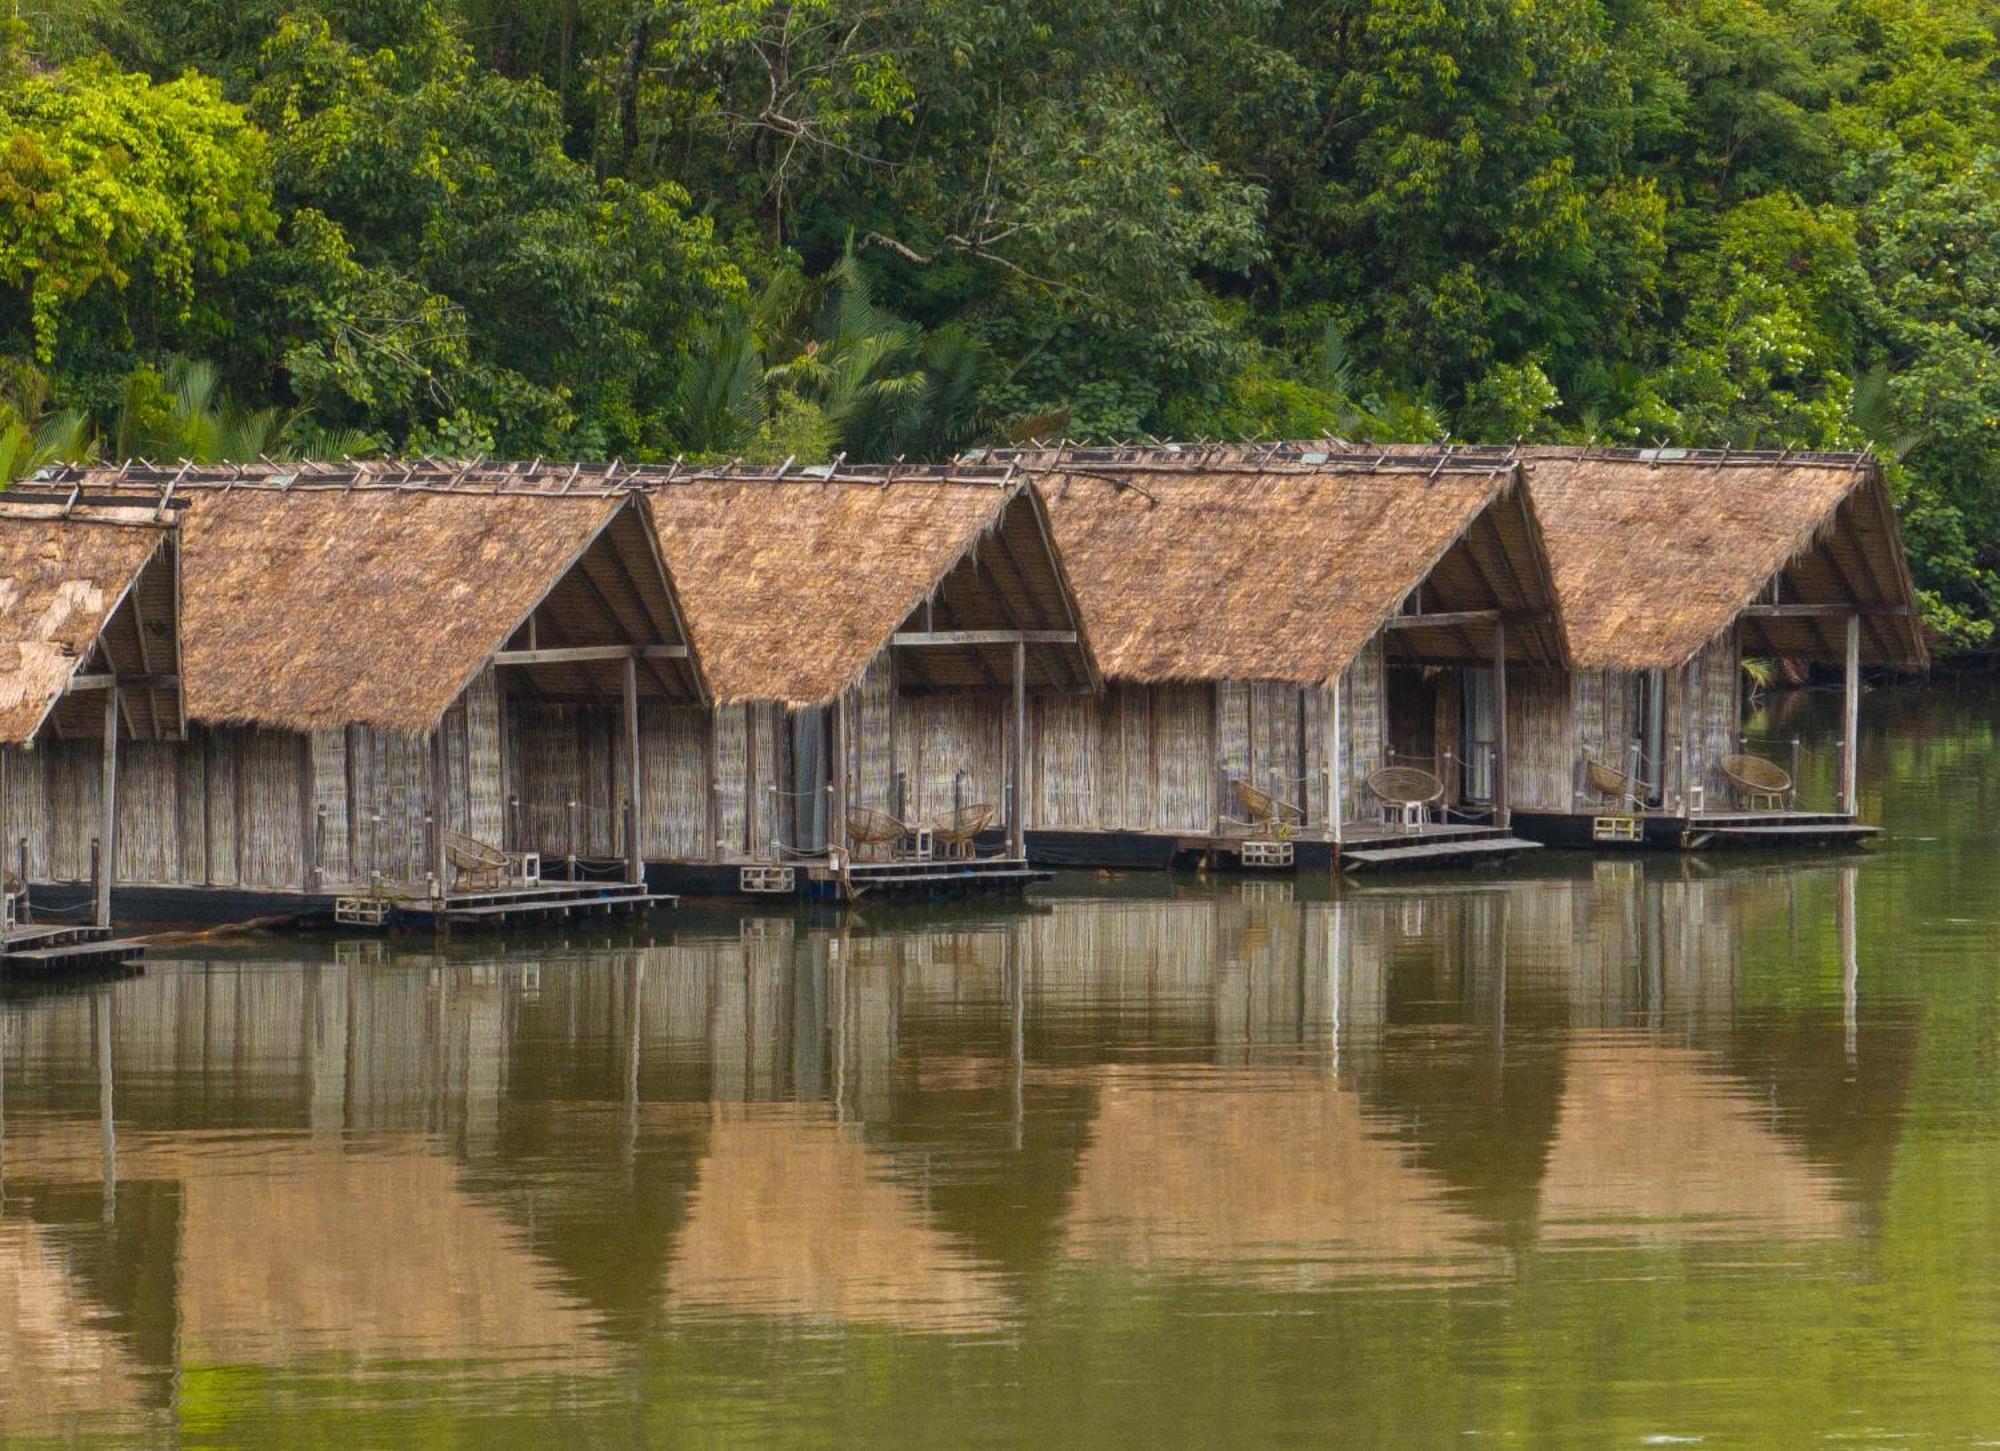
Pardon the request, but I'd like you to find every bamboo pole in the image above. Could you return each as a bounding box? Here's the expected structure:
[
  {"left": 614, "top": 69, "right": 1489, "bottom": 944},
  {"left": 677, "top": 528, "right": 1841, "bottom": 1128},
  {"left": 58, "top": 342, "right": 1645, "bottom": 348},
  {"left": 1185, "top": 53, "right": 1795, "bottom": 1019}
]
[
  {"left": 1840, "top": 612, "right": 1861, "bottom": 815},
  {"left": 96, "top": 685, "right": 119, "bottom": 927}
]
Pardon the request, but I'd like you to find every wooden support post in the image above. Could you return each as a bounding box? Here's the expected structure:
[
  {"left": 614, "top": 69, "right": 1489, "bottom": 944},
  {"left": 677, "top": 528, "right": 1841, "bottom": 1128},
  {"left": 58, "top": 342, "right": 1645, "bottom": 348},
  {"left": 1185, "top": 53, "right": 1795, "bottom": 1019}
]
[
  {"left": 1010, "top": 638, "right": 1027, "bottom": 859},
  {"left": 96, "top": 685, "right": 119, "bottom": 928},
  {"left": 1840, "top": 612, "right": 1861, "bottom": 816},
  {"left": 1329, "top": 677, "right": 1345, "bottom": 847},
  {"left": 1680, "top": 659, "right": 1697, "bottom": 821},
  {"left": 429, "top": 725, "right": 448, "bottom": 899},
  {"left": 704, "top": 704, "right": 720, "bottom": 866},
  {"left": 1492, "top": 621, "right": 1510, "bottom": 828},
  {"left": 623, "top": 654, "right": 643, "bottom": 885},
  {"left": 829, "top": 692, "right": 848, "bottom": 859}
]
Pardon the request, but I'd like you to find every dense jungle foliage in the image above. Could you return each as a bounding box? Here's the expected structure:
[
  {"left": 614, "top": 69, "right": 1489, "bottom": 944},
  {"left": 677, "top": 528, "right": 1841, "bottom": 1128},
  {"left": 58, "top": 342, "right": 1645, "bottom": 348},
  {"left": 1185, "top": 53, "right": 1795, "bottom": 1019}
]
[{"left": 4, "top": 0, "right": 2000, "bottom": 647}]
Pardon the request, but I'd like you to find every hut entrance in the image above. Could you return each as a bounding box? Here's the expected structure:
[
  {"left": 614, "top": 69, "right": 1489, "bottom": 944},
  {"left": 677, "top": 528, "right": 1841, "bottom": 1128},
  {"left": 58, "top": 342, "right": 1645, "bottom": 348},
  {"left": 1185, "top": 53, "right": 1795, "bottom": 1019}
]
[
  {"left": 1627, "top": 669, "right": 1667, "bottom": 806},
  {"left": 1459, "top": 668, "right": 1499, "bottom": 805},
  {"left": 1385, "top": 667, "right": 1437, "bottom": 786},
  {"left": 790, "top": 707, "right": 830, "bottom": 853}
]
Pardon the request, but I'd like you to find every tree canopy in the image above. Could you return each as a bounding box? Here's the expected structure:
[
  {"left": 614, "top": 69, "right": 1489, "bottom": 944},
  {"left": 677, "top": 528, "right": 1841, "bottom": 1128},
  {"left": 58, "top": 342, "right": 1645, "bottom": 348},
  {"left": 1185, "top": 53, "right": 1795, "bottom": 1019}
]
[{"left": 7, "top": 0, "right": 2000, "bottom": 648}]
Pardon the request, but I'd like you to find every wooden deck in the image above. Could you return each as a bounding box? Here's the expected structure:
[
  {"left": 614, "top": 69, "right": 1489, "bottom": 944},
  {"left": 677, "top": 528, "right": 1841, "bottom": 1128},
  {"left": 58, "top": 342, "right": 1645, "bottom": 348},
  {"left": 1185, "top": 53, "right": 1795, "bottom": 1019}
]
[
  {"left": 1336, "top": 822, "right": 1543, "bottom": 871},
  {"left": 2, "top": 923, "right": 147, "bottom": 976},
  {"left": 1512, "top": 809, "right": 1880, "bottom": 851},
  {"left": 333, "top": 879, "right": 671, "bottom": 932}
]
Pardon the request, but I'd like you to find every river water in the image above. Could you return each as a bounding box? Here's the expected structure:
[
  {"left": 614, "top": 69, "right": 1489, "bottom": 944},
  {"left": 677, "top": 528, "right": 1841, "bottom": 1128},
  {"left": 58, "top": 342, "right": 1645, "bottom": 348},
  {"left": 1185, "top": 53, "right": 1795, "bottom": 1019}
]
[{"left": 1, "top": 685, "right": 1996, "bottom": 1447}]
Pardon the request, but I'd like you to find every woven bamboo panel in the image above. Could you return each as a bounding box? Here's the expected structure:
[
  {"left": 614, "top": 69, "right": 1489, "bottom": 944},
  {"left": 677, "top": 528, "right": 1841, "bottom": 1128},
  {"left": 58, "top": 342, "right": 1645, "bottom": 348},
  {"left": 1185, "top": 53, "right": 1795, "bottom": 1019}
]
[
  {"left": 459, "top": 668, "right": 505, "bottom": 847},
  {"left": 1151, "top": 684, "right": 1214, "bottom": 831},
  {"left": 348, "top": 726, "right": 427, "bottom": 882},
  {"left": 849, "top": 654, "right": 895, "bottom": 812},
  {"left": 1216, "top": 681, "right": 1250, "bottom": 784},
  {"left": 1250, "top": 682, "right": 1305, "bottom": 811},
  {"left": 2, "top": 745, "right": 47, "bottom": 880},
  {"left": 116, "top": 740, "right": 180, "bottom": 884},
  {"left": 1506, "top": 667, "right": 1574, "bottom": 811},
  {"left": 309, "top": 730, "right": 351, "bottom": 885},
  {"left": 249, "top": 729, "right": 309, "bottom": 888},
  {"left": 1302, "top": 684, "right": 1330, "bottom": 826},
  {"left": 203, "top": 729, "right": 238, "bottom": 885},
  {"left": 1341, "top": 639, "right": 1385, "bottom": 821},
  {"left": 714, "top": 704, "right": 747, "bottom": 856},
  {"left": 46, "top": 741, "right": 101, "bottom": 882},
  {"left": 175, "top": 737, "right": 207, "bottom": 883},
  {"left": 1690, "top": 631, "right": 1741, "bottom": 804},
  {"left": 897, "top": 692, "right": 1004, "bottom": 823},
  {"left": 1032, "top": 693, "right": 1097, "bottom": 827},
  {"left": 640, "top": 703, "right": 707, "bottom": 859}
]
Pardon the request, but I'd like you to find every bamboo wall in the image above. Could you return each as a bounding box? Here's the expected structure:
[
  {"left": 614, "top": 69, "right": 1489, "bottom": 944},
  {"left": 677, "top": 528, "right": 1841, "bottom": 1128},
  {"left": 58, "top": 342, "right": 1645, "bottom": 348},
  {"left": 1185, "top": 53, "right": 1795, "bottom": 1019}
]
[
  {"left": 507, "top": 698, "right": 710, "bottom": 861},
  {"left": 1508, "top": 624, "right": 1743, "bottom": 814},
  {"left": 1020, "top": 641, "right": 1389, "bottom": 838}
]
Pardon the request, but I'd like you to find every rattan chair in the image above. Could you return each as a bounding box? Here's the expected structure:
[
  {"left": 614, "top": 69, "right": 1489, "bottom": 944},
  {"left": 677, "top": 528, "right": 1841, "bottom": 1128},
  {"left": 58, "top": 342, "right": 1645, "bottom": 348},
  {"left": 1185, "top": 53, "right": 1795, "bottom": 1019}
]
[
  {"left": 1366, "top": 766, "right": 1445, "bottom": 827},
  {"left": 932, "top": 804, "right": 995, "bottom": 860},
  {"left": 1720, "top": 752, "right": 1793, "bottom": 811},
  {"left": 1229, "top": 778, "right": 1305, "bottom": 837},
  {"left": 846, "top": 805, "right": 912, "bottom": 862},
  {"left": 1583, "top": 756, "right": 1644, "bottom": 810},
  {"left": 443, "top": 829, "right": 508, "bottom": 891}
]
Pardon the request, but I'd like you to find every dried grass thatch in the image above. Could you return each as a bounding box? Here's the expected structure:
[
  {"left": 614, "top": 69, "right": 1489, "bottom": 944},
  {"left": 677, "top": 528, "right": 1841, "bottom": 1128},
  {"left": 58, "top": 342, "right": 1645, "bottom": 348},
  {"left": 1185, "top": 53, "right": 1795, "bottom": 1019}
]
[
  {"left": 640, "top": 473, "right": 1093, "bottom": 707},
  {"left": 174, "top": 488, "right": 636, "bottom": 733},
  {"left": 1029, "top": 457, "right": 1555, "bottom": 685},
  {"left": 1513, "top": 450, "right": 1928, "bottom": 670},
  {"left": 0, "top": 503, "right": 170, "bottom": 745}
]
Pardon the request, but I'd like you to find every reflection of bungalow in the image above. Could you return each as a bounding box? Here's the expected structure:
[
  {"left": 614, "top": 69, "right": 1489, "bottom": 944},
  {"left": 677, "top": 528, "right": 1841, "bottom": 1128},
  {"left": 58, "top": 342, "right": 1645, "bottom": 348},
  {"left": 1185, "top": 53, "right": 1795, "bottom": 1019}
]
[
  {"left": 0, "top": 498, "right": 179, "bottom": 929},
  {"left": 173, "top": 1145, "right": 611, "bottom": 1368},
  {"left": 1000, "top": 448, "right": 1565, "bottom": 871},
  {"left": 1536, "top": 1039, "right": 1852, "bottom": 1242},
  {"left": 665, "top": 1106, "right": 1009, "bottom": 1332},
  {"left": 1061, "top": 1066, "right": 1505, "bottom": 1287},
  {"left": 11, "top": 467, "right": 702, "bottom": 924},
  {"left": 0, "top": 1219, "right": 153, "bottom": 1440}
]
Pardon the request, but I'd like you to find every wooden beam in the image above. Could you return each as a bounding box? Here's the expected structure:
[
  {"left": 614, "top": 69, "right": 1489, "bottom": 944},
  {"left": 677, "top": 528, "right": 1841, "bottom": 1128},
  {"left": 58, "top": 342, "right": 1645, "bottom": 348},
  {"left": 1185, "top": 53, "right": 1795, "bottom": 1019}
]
[
  {"left": 891, "top": 630, "right": 1078, "bottom": 646},
  {"left": 1739, "top": 603, "right": 1910, "bottom": 619},
  {"left": 1841, "top": 612, "right": 1860, "bottom": 816},
  {"left": 492, "top": 645, "right": 687, "bottom": 666},
  {"left": 96, "top": 685, "right": 118, "bottom": 927},
  {"left": 66, "top": 673, "right": 179, "bottom": 692},
  {"left": 1378, "top": 609, "right": 1555, "bottom": 631}
]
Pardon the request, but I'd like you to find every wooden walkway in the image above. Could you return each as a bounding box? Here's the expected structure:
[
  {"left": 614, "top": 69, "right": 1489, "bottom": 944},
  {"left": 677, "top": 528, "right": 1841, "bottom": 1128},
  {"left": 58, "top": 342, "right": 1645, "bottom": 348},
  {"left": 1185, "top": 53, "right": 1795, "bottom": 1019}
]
[{"left": 3, "top": 923, "right": 147, "bottom": 976}]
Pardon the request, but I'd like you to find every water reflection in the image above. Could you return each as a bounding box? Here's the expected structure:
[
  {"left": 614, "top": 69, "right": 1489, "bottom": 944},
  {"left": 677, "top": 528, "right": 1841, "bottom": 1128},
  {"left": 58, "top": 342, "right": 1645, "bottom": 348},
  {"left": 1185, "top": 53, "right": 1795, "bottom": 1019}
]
[{"left": 0, "top": 857, "right": 1920, "bottom": 1441}]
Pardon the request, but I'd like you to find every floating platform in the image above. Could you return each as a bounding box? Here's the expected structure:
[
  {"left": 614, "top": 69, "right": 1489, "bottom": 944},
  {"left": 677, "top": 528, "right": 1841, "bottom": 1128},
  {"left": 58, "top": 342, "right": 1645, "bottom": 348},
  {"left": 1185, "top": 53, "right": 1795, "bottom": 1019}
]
[
  {"left": 1512, "top": 809, "right": 1880, "bottom": 851},
  {"left": 2, "top": 923, "right": 147, "bottom": 976},
  {"left": 1336, "top": 823, "right": 1543, "bottom": 871},
  {"left": 1024, "top": 824, "right": 1540, "bottom": 874},
  {"left": 337, "top": 880, "right": 671, "bottom": 932},
  {"left": 650, "top": 854, "right": 1049, "bottom": 903}
]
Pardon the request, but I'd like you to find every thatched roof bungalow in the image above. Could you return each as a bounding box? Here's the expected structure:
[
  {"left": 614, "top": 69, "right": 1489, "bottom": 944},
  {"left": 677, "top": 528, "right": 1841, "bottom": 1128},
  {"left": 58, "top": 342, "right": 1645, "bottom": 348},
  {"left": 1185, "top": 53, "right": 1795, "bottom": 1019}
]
[
  {"left": 1324, "top": 445, "right": 1927, "bottom": 846},
  {"left": 0, "top": 498, "right": 180, "bottom": 924},
  {"left": 985, "top": 447, "right": 1567, "bottom": 868},
  {"left": 7, "top": 463, "right": 702, "bottom": 914},
  {"left": 628, "top": 463, "right": 1096, "bottom": 874}
]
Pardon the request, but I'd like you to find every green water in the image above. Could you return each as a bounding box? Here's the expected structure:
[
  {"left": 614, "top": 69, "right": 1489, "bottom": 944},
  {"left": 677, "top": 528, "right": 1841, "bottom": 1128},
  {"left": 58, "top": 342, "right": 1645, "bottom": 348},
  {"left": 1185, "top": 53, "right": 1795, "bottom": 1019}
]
[{"left": 2, "top": 685, "right": 1997, "bottom": 1448}]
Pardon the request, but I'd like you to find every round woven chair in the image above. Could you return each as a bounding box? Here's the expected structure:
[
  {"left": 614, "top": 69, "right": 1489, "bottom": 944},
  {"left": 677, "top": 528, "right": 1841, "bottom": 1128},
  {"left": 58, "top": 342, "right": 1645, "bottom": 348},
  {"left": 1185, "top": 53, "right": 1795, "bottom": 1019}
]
[
  {"left": 845, "top": 805, "right": 910, "bottom": 862},
  {"left": 1366, "top": 766, "right": 1444, "bottom": 827},
  {"left": 1720, "top": 752, "right": 1793, "bottom": 811},
  {"left": 932, "top": 803, "right": 995, "bottom": 860},
  {"left": 1230, "top": 778, "right": 1305, "bottom": 838},
  {"left": 1584, "top": 756, "right": 1644, "bottom": 807}
]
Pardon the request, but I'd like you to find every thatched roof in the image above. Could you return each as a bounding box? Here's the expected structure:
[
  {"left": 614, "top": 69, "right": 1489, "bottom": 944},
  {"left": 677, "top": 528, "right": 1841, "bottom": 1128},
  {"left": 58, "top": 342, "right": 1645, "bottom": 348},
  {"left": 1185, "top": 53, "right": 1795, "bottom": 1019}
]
[
  {"left": 1508, "top": 449, "right": 1927, "bottom": 670},
  {"left": 1013, "top": 452, "right": 1563, "bottom": 684},
  {"left": 637, "top": 468, "right": 1096, "bottom": 708},
  {"left": 13, "top": 469, "right": 703, "bottom": 733},
  {"left": 0, "top": 501, "right": 174, "bottom": 746}
]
